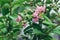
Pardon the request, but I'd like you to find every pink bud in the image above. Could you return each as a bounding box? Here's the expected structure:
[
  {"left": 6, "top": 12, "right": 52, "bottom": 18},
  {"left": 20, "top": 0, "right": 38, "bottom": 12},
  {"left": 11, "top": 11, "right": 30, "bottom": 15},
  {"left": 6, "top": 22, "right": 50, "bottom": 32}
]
[
  {"left": 32, "top": 17, "right": 39, "bottom": 23},
  {"left": 16, "top": 15, "right": 22, "bottom": 22}
]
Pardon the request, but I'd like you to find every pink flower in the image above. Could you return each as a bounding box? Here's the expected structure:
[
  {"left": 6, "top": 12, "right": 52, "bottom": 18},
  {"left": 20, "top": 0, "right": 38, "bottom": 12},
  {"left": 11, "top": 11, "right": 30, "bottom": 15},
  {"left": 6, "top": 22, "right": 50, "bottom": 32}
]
[
  {"left": 32, "top": 17, "right": 39, "bottom": 23},
  {"left": 35, "top": 6, "right": 40, "bottom": 12},
  {"left": 32, "top": 6, "right": 46, "bottom": 23},
  {"left": 16, "top": 15, "right": 22, "bottom": 22},
  {"left": 33, "top": 12, "right": 38, "bottom": 17},
  {"left": 37, "top": 6, "right": 46, "bottom": 13},
  {"left": 33, "top": 6, "right": 46, "bottom": 17}
]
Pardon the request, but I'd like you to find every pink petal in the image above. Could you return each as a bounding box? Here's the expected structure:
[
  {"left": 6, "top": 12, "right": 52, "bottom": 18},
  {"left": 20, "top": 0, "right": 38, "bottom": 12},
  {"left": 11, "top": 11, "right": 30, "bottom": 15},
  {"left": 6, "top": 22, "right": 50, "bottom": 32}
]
[
  {"left": 16, "top": 15, "right": 22, "bottom": 22},
  {"left": 32, "top": 17, "right": 39, "bottom": 22}
]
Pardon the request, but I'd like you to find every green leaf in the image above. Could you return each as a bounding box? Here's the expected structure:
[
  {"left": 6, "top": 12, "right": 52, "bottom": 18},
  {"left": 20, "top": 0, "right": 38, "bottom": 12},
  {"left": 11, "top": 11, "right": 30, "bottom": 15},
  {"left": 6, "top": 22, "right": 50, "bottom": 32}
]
[
  {"left": 0, "top": 22, "right": 6, "bottom": 29},
  {"left": 9, "top": 16, "right": 15, "bottom": 20},
  {"left": 53, "top": 26, "right": 60, "bottom": 35},
  {"left": 57, "top": 18, "right": 60, "bottom": 21},
  {"left": 43, "top": 15, "right": 52, "bottom": 23},
  {"left": 33, "top": 28, "right": 43, "bottom": 35},
  {"left": 12, "top": 0, "right": 25, "bottom": 6},
  {"left": 2, "top": 4, "right": 9, "bottom": 15},
  {"left": 43, "top": 20, "right": 57, "bottom": 26},
  {"left": 46, "top": 0, "right": 52, "bottom": 4},
  {"left": 1, "top": 28, "right": 7, "bottom": 33}
]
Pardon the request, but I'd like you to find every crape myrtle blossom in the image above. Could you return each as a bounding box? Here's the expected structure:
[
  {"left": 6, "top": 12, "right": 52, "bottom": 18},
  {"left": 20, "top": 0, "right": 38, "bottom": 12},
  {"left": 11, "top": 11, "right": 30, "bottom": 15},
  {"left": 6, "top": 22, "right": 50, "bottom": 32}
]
[
  {"left": 32, "top": 6, "right": 46, "bottom": 23},
  {"left": 32, "top": 17, "right": 39, "bottom": 23},
  {"left": 16, "top": 15, "right": 22, "bottom": 22},
  {"left": 33, "top": 6, "right": 46, "bottom": 17}
]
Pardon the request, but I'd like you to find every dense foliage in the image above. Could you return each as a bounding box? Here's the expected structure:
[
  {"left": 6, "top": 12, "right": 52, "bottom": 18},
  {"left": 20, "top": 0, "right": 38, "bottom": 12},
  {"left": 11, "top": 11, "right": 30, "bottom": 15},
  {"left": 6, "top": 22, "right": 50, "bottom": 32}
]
[{"left": 0, "top": 0, "right": 60, "bottom": 40}]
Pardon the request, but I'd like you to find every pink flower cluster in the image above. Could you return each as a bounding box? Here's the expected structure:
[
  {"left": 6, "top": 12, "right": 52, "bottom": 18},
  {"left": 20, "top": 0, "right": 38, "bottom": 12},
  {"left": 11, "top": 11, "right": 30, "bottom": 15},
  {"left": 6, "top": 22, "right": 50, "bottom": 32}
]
[
  {"left": 16, "top": 15, "right": 22, "bottom": 22},
  {"left": 32, "top": 6, "right": 46, "bottom": 23}
]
